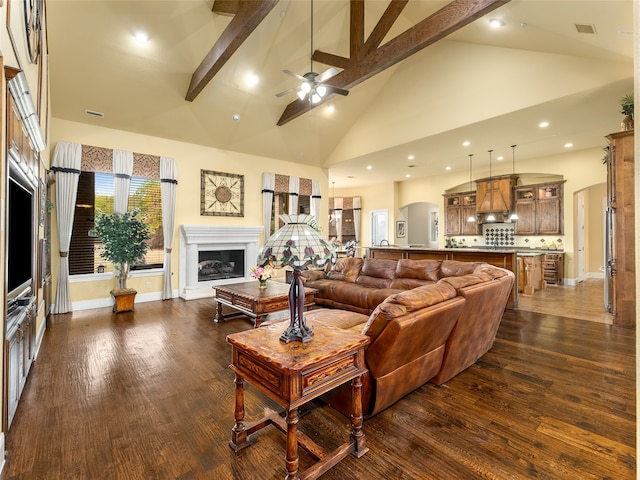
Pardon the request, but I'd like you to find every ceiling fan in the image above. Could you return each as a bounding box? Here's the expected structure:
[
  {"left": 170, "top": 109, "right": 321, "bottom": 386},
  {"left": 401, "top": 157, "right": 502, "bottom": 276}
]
[{"left": 275, "top": 0, "right": 349, "bottom": 104}]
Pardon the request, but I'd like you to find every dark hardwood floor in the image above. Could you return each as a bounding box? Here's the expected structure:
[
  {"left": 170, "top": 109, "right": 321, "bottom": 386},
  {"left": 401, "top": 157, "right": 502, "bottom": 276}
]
[{"left": 1, "top": 297, "right": 635, "bottom": 480}]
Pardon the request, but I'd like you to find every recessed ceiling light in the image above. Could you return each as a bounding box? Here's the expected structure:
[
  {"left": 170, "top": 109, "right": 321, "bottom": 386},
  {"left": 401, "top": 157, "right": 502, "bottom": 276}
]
[
  {"left": 539, "top": 121, "right": 550, "bottom": 128},
  {"left": 408, "top": 155, "right": 414, "bottom": 160},
  {"left": 326, "top": 104, "right": 335, "bottom": 113},
  {"left": 246, "top": 73, "right": 260, "bottom": 87},
  {"left": 405, "top": 174, "right": 411, "bottom": 178},
  {"left": 489, "top": 19, "right": 505, "bottom": 28},
  {"left": 366, "top": 165, "right": 372, "bottom": 170},
  {"left": 232, "top": 113, "right": 241, "bottom": 122},
  {"left": 445, "top": 166, "right": 452, "bottom": 171},
  {"left": 134, "top": 31, "right": 149, "bottom": 45},
  {"left": 564, "top": 143, "right": 573, "bottom": 148},
  {"left": 497, "top": 156, "right": 504, "bottom": 161},
  {"left": 463, "top": 141, "right": 471, "bottom": 147}
]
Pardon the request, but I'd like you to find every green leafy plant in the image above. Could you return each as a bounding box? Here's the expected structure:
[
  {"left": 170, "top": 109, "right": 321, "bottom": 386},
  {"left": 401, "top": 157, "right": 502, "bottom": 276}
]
[
  {"left": 92, "top": 208, "right": 151, "bottom": 290},
  {"left": 620, "top": 93, "right": 634, "bottom": 116}
]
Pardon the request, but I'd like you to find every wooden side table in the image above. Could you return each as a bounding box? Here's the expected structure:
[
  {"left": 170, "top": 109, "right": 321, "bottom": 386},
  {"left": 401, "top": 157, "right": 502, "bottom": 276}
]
[
  {"left": 215, "top": 281, "right": 317, "bottom": 327},
  {"left": 226, "top": 322, "right": 370, "bottom": 480}
]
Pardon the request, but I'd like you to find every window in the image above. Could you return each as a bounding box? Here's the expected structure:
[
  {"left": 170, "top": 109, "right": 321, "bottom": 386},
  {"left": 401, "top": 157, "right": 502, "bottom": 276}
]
[
  {"left": 269, "top": 193, "right": 311, "bottom": 235},
  {"left": 69, "top": 172, "right": 163, "bottom": 275}
]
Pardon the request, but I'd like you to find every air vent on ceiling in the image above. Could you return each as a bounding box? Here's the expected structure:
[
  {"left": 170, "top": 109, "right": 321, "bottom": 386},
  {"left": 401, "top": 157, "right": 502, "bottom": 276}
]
[
  {"left": 575, "top": 24, "right": 597, "bottom": 34},
  {"left": 85, "top": 109, "right": 104, "bottom": 118}
]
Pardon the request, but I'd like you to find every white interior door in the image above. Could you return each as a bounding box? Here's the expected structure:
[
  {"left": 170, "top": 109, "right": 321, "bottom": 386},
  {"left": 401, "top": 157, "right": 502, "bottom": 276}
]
[
  {"left": 576, "top": 193, "right": 585, "bottom": 282},
  {"left": 371, "top": 209, "right": 388, "bottom": 246}
]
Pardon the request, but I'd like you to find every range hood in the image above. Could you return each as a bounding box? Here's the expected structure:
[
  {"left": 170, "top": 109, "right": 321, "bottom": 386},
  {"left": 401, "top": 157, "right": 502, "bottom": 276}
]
[{"left": 475, "top": 175, "right": 518, "bottom": 223}]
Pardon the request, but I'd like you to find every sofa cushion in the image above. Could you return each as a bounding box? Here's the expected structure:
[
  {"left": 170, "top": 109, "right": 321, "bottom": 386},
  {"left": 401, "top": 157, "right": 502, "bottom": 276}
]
[
  {"left": 473, "top": 264, "right": 511, "bottom": 279},
  {"left": 438, "top": 272, "right": 493, "bottom": 290},
  {"left": 389, "top": 278, "right": 435, "bottom": 290},
  {"left": 366, "top": 287, "right": 404, "bottom": 311},
  {"left": 361, "top": 303, "right": 407, "bottom": 340},
  {"left": 361, "top": 282, "right": 457, "bottom": 340},
  {"left": 355, "top": 258, "right": 397, "bottom": 288},
  {"left": 326, "top": 257, "right": 363, "bottom": 283},
  {"left": 384, "top": 282, "right": 457, "bottom": 311},
  {"left": 304, "top": 308, "right": 368, "bottom": 330},
  {"left": 395, "top": 259, "right": 442, "bottom": 282},
  {"left": 441, "top": 260, "right": 482, "bottom": 277}
]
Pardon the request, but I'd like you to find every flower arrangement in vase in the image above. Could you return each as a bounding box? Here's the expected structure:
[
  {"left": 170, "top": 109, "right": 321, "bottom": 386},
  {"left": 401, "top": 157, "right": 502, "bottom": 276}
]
[{"left": 250, "top": 264, "right": 275, "bottom": 287}]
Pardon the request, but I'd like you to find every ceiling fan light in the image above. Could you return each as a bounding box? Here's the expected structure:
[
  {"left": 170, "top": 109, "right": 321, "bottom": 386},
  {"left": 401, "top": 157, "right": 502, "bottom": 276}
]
[
  {"left": 301, "top": 81, "right": 311, "bottom": 94},
  {"left": 316, "top": 85, "right": 326, "bottom": 97},
  {"left": 311, "top": 92, "right": 321, "bottom": 104},
  {"left": 297, "top": 90, "right": 306, "bottom": 101}
]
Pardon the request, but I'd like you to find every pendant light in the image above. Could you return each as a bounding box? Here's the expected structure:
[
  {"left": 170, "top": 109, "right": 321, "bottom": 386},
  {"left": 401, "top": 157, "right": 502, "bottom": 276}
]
[
  {"left": 466, "top": 154, "right": 476, "bottom": 222},
  {"left": 509, "top": 144, "right": 519, "bottom": 221},
  {"left": 486, "top": 149, "right": 496, "bottom": 222}
]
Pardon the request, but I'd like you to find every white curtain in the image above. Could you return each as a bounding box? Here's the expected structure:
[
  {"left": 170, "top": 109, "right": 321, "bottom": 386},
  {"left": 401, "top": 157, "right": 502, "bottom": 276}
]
[
  {"left": 113, "top": 149, "right": 133, "bottom": 214},
  {"left": 160, "top": 157, "right": 178, "bottom": 300},
  {"left": 288, "top": 176, "right": 299, "bottom": 215},
  {"left": 353, "top": 196, "right": 361, "bottom": 243},
  {"left": 262, "top": 172, "right": 275, "bottom": 242},
  {"left": 52, "top": 141, "right": 82, "bottom": 314},
  {"left": 334, "top": 197, "right": 343, "bottom": 243},
  {"left": 310, "top": 179, "right": 321, "bottom": 223}
]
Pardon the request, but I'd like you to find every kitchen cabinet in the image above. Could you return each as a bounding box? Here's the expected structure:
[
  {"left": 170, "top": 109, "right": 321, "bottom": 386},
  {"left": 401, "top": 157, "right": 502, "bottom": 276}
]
[
  {"left": 517, "top": 254, "right": 544, "bottom": 294},
  {"left": 543, "top": 253, "right": 563, "bottom": 285},
  {"left": 513, "top": 187, "right": 536, "bottom": 235},
  {"left": 513, "top": 182, "right": 564, "bottom": 235},
  {"left": 606, "top": 130, "right": 634, "bottom": 326},
  {"left": 444, "top": 192, "right": 479, "bottom": 236}
]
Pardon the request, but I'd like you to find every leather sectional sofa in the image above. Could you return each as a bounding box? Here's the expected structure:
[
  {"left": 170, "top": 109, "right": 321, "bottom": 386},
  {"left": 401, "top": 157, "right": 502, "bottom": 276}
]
[{"left": 301, "top": 257, "right": 514, "bottom": 417}]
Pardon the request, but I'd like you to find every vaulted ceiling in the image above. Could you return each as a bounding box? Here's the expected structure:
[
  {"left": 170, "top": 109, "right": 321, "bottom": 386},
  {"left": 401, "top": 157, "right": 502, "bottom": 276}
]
[{"left": 46, "top": 1, "right": 635, "bottom": 188}]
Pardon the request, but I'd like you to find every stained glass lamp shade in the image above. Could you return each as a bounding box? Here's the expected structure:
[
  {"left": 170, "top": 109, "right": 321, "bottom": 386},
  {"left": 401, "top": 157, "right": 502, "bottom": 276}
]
[{"left": 257, "top": 214, "right": 336, "bottom": 343}]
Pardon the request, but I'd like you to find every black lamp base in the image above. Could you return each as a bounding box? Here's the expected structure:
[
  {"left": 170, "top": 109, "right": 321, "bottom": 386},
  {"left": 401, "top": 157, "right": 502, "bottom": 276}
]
[{"left": 280, "top": 269, "right": 313, "bottom": 343}]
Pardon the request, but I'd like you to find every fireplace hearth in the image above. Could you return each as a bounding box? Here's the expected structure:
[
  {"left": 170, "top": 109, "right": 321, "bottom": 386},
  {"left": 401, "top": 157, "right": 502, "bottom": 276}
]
[{"left": 179, "top": 225, "right": 263, "bottom": 300}]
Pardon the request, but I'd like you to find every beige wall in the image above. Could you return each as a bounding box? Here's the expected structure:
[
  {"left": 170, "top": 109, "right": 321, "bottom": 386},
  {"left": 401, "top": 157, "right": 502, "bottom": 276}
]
[{"left": 49, "top": 118, "right": 329, "bottom": 306}]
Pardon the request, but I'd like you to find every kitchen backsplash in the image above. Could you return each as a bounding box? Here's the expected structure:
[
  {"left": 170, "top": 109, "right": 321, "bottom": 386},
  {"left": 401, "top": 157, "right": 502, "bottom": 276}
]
[{"left": 447, "top": 223, "right": 564, "bottom": 250}]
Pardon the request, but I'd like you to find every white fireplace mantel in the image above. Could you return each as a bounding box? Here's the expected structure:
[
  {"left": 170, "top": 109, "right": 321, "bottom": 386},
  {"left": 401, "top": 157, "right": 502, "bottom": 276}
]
[{"left": 179, "top": 224, "right": 263, "bottom": 300}]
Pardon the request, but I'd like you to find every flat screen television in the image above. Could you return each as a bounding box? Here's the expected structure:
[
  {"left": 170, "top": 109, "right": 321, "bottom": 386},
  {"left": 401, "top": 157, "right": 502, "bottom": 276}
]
[{"left": 7, "top": 174, "right": 34, "bottom": 304}]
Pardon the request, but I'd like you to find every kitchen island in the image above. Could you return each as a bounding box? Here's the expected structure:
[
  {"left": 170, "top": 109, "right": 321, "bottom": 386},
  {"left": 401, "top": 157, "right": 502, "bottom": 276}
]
[{"left": 367, "top": 246, "right": 519, "bottom": 309}]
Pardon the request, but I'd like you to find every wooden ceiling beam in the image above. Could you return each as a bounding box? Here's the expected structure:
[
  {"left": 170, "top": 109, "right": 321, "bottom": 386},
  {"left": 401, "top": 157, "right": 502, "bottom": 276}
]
[
  {"left": 362, "top": 0, "right": 408, "bottom": 55},
  {"left": 278, "top": 0, "right": 510, "bottom": 126},
  {"left": 350, "top": 0, "right": 365, "bottom": 61},
  {"left": 186, "top": 0, "right": 278, "bottom": 102}
]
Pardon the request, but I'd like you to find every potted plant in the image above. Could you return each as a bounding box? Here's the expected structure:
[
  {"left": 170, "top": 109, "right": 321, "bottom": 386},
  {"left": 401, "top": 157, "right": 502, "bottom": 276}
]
[
  {"left": 620, "top": 93, "right": 634, "bottom": 131},
  {"left": 92, "top": 208, "right": 151, "bottom": 312}
]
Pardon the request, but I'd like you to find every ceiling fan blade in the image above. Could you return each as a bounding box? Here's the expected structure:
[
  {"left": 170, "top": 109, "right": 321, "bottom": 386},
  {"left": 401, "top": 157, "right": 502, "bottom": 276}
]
[
  {"left": 322, "top": 85, "right": 349, "bottom": 97},
  {"left": 276, "top": 86, "right": 302, "bottom": 98},
  {"left": 282, "top": 69, "right": 306, "bottom": 82},
  {"left": 317, "top": 67, "right": 339, "bottom": 83}
]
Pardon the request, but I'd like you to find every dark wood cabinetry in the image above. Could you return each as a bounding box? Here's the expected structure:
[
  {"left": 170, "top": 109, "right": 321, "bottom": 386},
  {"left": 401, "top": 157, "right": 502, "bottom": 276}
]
[
  {"left": 606, "top": 130, "right": 634, "bottom": 327},
  {"left": 542, "top": 253, "right": 564, "bottom": 285},
  {"left": 444, "top": 192, "right": 479, "bottom": 236},
  {"left": 514, "top": 182, "right": 564, "bottom": 235}
]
